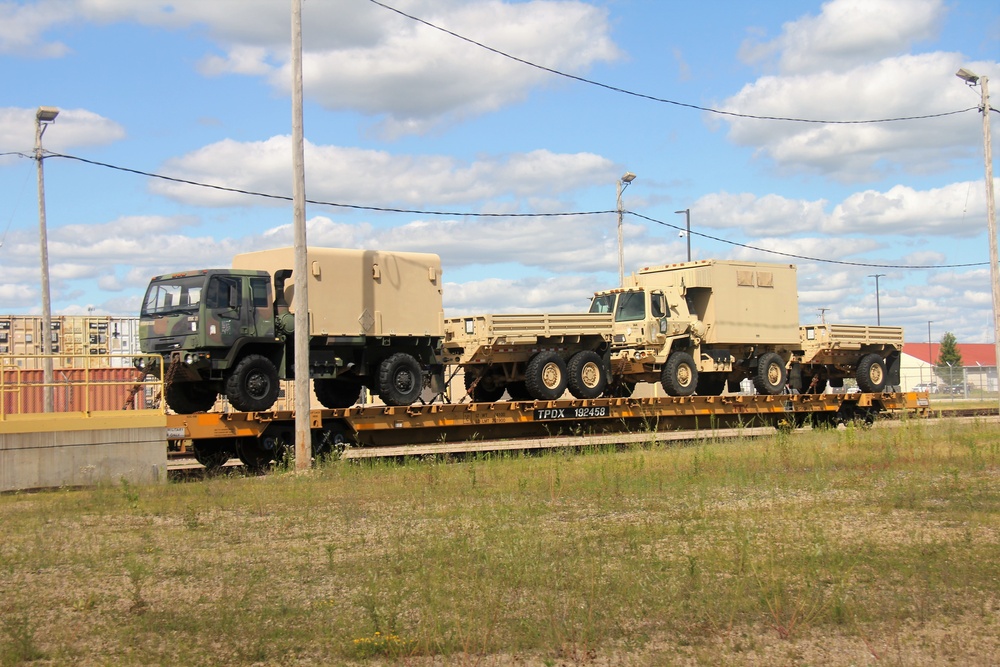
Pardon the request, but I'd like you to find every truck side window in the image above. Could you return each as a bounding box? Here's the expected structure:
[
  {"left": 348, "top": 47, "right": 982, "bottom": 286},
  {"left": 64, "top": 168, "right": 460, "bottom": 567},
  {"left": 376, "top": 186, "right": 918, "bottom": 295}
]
[
  {"left": 589, "top": 294, "right": 616, "bottom": 314},
  {"left": 207, "top": 277, "right": 240, "bottom": 309},
  {"left": 615, "top": 291, "right": 645, "bottom": 322},
  {"left": 249, "top": 277, "right": 269, "bottom": 308},
  {"left": 651, "top": 293, "right": 666, "bottom": 318}
]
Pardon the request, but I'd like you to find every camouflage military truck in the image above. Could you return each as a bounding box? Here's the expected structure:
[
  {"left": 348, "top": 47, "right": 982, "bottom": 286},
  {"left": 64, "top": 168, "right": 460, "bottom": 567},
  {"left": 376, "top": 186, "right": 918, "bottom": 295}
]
[
  {"left": 590, "top": 260, "right": 802, "bottom": 397},
  {"left": 442, "top": 313, "right": 614, "bottom": 401},
  {"left": 139, "top": 247, "right": 445, "bottom": 414},
  {"left": 793, "top": 323, "right": 904, "bottom": 393}
]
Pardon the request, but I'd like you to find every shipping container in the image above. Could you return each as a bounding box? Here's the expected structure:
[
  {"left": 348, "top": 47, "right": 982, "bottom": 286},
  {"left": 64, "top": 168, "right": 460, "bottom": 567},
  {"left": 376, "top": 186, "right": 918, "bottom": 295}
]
[{"left": 0, "top": 367, "right": 152, "bottom": 415}]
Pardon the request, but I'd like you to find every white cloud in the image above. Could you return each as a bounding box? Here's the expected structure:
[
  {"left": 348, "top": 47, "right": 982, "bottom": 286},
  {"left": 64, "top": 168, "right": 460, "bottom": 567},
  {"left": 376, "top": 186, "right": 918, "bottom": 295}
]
[
  {"left": 0, "top": 107, "right": 126, "bottom": 155},
  {"left": 691, "top": 180, "right": 996, "bottom": 240},
  {"left": 740, "top": 0, "right": 945, "bottom": 74},
  {"left": 4, "top": 0, "right": 620, "bottom": 135},
  {"left": 150, "top": 136, "right": 616, "bottom": 209}
]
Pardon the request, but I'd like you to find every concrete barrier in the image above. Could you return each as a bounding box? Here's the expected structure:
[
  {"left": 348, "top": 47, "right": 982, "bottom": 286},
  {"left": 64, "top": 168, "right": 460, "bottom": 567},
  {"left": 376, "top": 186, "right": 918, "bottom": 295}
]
[{"left": 0, "top": 412, "right": 166, "bottom": 492}]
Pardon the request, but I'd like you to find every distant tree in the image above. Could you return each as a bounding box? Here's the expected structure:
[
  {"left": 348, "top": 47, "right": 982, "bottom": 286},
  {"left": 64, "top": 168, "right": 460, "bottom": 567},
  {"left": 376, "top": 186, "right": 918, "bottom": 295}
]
[{"left": 935, "top": 332, "right": 963, "bottom": 385}]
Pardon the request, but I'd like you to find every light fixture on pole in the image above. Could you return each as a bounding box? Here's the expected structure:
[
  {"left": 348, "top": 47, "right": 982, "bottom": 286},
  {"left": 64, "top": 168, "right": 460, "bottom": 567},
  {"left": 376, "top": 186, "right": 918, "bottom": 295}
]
[
  {"left": 616, "top": 171, "right": 636, "bottom": 286},
  {"left": 35, "top": 106, "right": 59, "bottom": 413},
  {"left": 868, "top": 273, "right": 885, "bottom": 325},
  {"left": 675, "top": 208, "right": 691, "bottom": 261},
  {"left": 956, "top": 67, "right": 1000, "bottom": 414}
]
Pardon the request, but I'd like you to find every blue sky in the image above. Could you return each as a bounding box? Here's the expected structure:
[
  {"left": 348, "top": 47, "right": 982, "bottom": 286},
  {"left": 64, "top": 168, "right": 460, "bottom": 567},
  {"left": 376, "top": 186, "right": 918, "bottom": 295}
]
[{"left": 0, "top": 0, "right": 998, "bottom": 346}]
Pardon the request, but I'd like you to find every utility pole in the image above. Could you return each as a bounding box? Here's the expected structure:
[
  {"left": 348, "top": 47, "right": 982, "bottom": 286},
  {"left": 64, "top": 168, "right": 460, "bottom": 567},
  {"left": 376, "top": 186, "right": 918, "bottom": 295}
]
[
  {"left": 868, "top": 273, "right": 885, "bottom": 325},
  {"left": 291, "top": 0, "right": 311, "bottom": 469},
  {"left": 956, "top": 68, "right": 999, "bottom": 410},
  {"left": 675, "top": 208, "right": 691, "bottom": 261},
  {"left": 818, "top": 307, "right": 830, "bottom": 324},
  {"left": 616, "top": 172, "right": 635, "bottom": 286},
  {"left": 35, "top": 106, "right": 59, "bottom": 413}
]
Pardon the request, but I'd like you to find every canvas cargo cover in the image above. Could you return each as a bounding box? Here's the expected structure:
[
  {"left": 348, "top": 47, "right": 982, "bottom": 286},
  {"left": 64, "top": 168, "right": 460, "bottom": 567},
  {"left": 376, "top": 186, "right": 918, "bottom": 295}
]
[
  {"left": 232, "top": 247, "right": 444, "bottom": 337},
  {"left": 635, "top": 260, "right": 800, "bottom": 345}
]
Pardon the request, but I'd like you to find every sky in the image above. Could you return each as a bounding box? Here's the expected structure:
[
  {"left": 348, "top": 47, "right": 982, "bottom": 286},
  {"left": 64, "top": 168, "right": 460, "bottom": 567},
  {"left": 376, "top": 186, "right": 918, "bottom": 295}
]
[{"left": 0, "top": 0, "right": 998, "bottom": 346}]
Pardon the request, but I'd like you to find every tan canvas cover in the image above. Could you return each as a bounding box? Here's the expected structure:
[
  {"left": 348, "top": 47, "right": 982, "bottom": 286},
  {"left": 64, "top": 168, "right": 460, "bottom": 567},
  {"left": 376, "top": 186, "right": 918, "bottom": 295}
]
[{"left": 232, "top": 247, "right": 444, "bottom": 337}]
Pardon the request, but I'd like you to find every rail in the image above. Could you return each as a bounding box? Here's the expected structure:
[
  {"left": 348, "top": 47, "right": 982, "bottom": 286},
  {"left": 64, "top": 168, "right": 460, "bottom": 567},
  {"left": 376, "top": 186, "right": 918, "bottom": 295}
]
[{"left": 0, "top": 354, "right": 164, "bottom": 419}]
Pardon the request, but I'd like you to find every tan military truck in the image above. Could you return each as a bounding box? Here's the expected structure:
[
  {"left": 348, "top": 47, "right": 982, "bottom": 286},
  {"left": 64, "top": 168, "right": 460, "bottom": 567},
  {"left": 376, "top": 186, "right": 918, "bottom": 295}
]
[
  {"left": 442, "top": 313, "right": 614, "bottom": 401},
  {"left": 794, "top": 323, "right": 904, "bottom": 393},
  {"left": 589, "top": 260, "right": 904, "bottom": 397},
  {"left": 139, "top": 247, "right": 445, "bottom": 413}
]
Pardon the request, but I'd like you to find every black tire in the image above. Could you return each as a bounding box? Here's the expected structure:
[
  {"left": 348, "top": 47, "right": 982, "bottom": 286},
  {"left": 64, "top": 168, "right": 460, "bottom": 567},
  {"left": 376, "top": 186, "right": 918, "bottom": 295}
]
[
  {"left": 696, "top": 372, "right": 727, "bottom": 396},
  {"left": 661, "top": 351, "right": 698, "bottom": 396},
  {"left": 192, "top": 439, "right": 233, "bottom": 471},
  {"left": 165, "top": 382, "right": 218, "bottom": 414},
  {"left": 314, "top": 378, "right": 362, "bottom": 409},
  {"left": 464, "top": 367, "right": 506, "bottom": 403},
  {"left": 855, "top": 353, "right": 887, "bottom": 393},
  {"left": 378, "top": 353, "right": 423, "bottom": 406},
  {"left": 753, "top": 352, "right": 786, "bottom": 396},
  {"left": 525, "top": 351, "right": 568, "bottom": 400},
  {"left": 603, "top": 380, "right": 636, "bottom": 398},
  {"left": 225, "top": 354, "right": 279, "bottom": 412},
  {"left": 505, "top": 381, "right": 532, "bottom": 401},
  {"left": 567, "top": 351, "right": 608, "bottom": 399}
]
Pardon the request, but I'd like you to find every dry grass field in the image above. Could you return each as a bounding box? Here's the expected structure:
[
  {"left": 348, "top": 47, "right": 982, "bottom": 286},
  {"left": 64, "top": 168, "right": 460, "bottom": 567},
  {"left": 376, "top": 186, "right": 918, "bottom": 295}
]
[{"left": 1, "top": 417, "right": 998, "bottom": 666}]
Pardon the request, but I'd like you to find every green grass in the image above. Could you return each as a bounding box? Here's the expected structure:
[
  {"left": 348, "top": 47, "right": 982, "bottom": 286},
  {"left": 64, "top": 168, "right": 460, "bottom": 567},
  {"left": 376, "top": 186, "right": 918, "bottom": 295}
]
[{"left": 1, "top": 418, "right": 999, "bottom": 665}]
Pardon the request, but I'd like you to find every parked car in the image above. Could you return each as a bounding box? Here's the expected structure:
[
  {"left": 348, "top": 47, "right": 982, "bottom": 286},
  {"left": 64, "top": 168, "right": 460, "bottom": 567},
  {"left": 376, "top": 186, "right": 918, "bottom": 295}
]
[
  {"left": 913, "top": 383, "right": 940, "bottom": 393},
  {"left": 946, "top": 383, "right": 973, "bottom": 395}
]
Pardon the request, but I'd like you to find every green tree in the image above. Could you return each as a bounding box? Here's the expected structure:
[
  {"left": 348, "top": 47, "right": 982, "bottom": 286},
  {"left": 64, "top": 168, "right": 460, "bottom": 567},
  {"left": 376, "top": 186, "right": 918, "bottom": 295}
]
[{"left": 935, "top": 331, "right": 963, "bottom": 386}]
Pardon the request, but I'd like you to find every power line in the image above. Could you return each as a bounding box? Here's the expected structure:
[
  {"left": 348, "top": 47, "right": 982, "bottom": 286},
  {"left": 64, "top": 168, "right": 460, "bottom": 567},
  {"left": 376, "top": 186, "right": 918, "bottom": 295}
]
[
  {"left": 629, "top": 211, "right": 989, "bottom": 269},
  {"left": 46, "top": 151, "right": 614, "bottom": 218},
  {"left": 41, "top": 150, "right": 988, "bottom": 271},
  {"left": 368, "top": 0, "right": 978, "bottom": 125}
]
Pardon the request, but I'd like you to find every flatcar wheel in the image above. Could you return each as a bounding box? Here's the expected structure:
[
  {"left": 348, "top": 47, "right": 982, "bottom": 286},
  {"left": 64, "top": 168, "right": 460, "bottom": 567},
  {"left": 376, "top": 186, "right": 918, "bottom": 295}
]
[{"left": 192, "top": 439, "right": 234, "bottom": 472}]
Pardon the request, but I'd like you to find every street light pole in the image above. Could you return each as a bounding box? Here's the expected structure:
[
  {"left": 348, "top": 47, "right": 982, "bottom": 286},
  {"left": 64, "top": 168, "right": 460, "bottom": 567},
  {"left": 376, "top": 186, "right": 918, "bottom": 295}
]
[
  {"left": 675, "top": 208, "right": 691, "bottom": 261},
  {"left": 956, "top": 68, "right": 999, "bottom": 411},
  {"left": 35, "top": 106, "right": 58, "bottom": 413},
  {"left": 928, "top": 320, "right": 934, "bottom": 388},
  {"left": 616, "top": 172, "right": 635, "bottom": 287},
  {"left": 868, "top": 273, "right": 885, "bottom": 325}
]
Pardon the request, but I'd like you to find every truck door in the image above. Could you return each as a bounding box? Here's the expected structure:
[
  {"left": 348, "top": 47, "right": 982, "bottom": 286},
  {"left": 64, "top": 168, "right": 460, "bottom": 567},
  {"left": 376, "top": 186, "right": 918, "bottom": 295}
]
[
  {"left": 204, "top": 275, "right": 244, "bottom": 347},
  {"left": 648, "top": 290, "right": 668, "bottom": 343},
  {"left": 614, "top": 290, "right": 647, "bottom": 346}
]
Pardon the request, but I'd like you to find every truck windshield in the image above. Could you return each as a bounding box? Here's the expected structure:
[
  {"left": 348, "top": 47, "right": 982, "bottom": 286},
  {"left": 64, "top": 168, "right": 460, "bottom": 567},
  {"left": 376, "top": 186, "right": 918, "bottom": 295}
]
[
  {"left": 589, "top": 294, "right": 616, "bottom": 314},
  {"left": 614, "top": 291, "right": 646, "bottom": 322},
  {"left": 141, "top": 276, "right": 206, "bottom": 316}
]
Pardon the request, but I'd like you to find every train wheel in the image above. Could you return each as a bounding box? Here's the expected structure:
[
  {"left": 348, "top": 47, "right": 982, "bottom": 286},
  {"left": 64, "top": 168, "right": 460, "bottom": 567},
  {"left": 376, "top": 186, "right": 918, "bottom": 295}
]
[
  {"left": 236, "top": 438, "right": 274, "bottom": 474},
  {"left": 525, "top": 351, "right": 568, "bottom": 400},
  {"left": 314, "top": 378, "right": 362, "bottom": 409},
  {"left": 378, "top": 353, "right": 423, "bottom": 406},
  {"left": 225, "top": 354, "right": 279, "bottom": 412},
  {"left": 661, "top": 351, "right": 698, "bottom": 396},
  {"left": 855, "top": 353, "right": 887, "bottom": 393},
  {"left": 753, "top": 352, "right": 786, "bottom": 395},
  {"left": 192, "top": 439, "right": 234, "bottom": 472},
  {"left": 312, "top": 421, "right": 356, "bottom": 462},
  {"left": 567, "top": 351, "right": 607, "bottom": 399}
]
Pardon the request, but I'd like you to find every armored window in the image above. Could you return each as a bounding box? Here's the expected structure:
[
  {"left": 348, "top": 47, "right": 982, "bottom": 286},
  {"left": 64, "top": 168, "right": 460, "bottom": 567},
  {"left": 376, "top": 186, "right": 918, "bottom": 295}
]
[{"left": 615, "top": 290, "right": 646, "bottom": 322}]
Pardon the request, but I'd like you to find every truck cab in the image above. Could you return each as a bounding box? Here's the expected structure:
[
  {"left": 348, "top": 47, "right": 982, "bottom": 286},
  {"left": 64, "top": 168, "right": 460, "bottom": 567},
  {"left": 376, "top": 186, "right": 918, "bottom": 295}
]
[
  {"left": 589, "top": 288, "right": 671, "bottom": 348},
  {"left": 139, "top": 269, "right": 281, "bottom": 413}
]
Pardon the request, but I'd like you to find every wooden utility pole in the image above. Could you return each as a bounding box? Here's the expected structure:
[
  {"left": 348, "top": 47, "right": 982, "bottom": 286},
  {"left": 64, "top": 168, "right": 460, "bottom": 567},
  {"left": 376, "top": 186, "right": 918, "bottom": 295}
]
[{"left": 291, "top": 0, "right": 311, "bottom": 469}]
